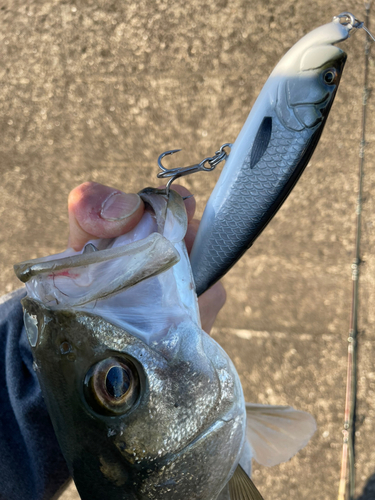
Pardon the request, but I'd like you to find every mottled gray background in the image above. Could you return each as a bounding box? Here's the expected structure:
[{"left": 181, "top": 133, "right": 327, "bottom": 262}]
[{"left": 1, "top": 1, "right": 375, "bottom": 499}]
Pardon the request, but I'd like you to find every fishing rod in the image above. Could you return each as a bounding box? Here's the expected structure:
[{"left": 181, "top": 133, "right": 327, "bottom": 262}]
[{"left": 338, "top": 3, "right": 372, "bottom": 499}]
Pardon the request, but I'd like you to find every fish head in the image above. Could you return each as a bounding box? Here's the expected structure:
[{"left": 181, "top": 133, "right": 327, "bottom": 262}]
[
  {"left": 22, "top": 295, "right": 245, "bottom": 500},
  {"left": 271, "top": 19, "right": 349, "bottom": 131}
]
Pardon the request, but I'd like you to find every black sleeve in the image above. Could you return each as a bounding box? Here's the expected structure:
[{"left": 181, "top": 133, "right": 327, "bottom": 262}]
[{"left": 0, "top": 289, "right": 69, "bottom": 500}]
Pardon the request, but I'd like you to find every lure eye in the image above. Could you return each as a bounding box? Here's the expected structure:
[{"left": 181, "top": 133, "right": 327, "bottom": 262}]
[
  {"left": 84, "top": 357, "right": 139, "bottom": 416},
  {"left": 323, "top": 68, "right": 337, "bottom": 85}
]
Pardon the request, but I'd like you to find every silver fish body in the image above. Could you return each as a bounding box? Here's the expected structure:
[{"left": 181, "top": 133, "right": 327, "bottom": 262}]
[{"left": 190, "top": 17, "right": 353, "bottom": 296}]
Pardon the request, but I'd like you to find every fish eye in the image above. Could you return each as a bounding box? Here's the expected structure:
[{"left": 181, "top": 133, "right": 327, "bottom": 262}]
[
  {"left": 84, "top": 357, "right": 139, "bottom": 416},
  {"left": 323, "top": 68, "right": 337, "bottom": 85},
  {"left": 106, "top": 366, "right": 131, "bottom": 398}
]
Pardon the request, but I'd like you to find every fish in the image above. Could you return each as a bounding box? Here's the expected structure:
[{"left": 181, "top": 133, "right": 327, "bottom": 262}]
[
  {"left": 15, "top": 188, "right": 316, "bottom": 500},
  {"left": 190, "top": 13, "right": 358, "bottom": 296}
]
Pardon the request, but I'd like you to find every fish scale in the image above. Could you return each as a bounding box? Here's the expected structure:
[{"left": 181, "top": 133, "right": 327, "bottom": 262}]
[{"left": 192, "top": 118, "right": 314, "bottom": 295}]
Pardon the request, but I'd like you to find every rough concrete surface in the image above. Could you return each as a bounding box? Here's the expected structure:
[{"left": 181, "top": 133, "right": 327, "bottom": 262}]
[{"left": 0, "top": 0, "right": 374, "bottom": 499}]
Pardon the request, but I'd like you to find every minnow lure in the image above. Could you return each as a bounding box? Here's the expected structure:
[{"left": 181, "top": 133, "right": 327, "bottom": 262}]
[{"left": 158, "top": 13, "right": 373, "bottom": 296}]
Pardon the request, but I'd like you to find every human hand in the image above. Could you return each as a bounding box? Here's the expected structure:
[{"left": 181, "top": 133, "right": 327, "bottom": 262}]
[{"left": 68, "top": 182, "right": 226, "bottom": 334}]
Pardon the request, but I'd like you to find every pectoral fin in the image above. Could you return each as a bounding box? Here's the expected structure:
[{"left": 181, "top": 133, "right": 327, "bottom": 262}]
[
  {"left": 245, "top": 403, "right": 317, "bottom": 467},
  {"left": 229, "top": 464, "right": 264, "bottom": 500}
]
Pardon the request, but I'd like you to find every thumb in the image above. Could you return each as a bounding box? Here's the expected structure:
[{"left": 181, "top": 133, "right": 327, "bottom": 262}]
[{"left": 68, "top": 182, "right": 144, "bottom": 250}]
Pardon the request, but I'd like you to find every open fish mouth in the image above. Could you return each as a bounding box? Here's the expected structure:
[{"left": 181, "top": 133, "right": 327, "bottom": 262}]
[{"left": 16, "top": 189, "right": 201, "bottom": 346}]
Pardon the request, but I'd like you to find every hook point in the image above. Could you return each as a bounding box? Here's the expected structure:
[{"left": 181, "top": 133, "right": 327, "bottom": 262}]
[{"left": 158, "top": 149, "right": 182, "bottom": 171}]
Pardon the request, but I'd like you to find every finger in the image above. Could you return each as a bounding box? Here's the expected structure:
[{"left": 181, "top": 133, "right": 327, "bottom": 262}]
[
  {"left": 68, "top": 182, "right": 144, "bottom": 251},
  {"left": 158, "top": 184, "right": 196, "bottom": 222},
  {"left": 185, "top": 219, "right": 200, "bottom": 254},
  {"left": 198, "top": 281, "right": 227, "bottom": 334}
]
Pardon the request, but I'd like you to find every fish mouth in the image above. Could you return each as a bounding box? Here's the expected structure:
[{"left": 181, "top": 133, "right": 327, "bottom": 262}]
[
  {"left": 153, "top": 419, "right": 229, "bottom": 493},
  {"left": 122, "top": 407, "right": 240, "bottom": 470},
  {"left": 121, "top": 418, "right": 229, "bottom": 467},
  {"left": 124, "top": 416, "right": 242, "bottom": 499},
  {"left": 15, "top": 233, "right": 179, "bottom": 307}
]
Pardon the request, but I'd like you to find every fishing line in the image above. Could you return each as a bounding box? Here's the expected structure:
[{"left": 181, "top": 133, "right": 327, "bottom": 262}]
[{"left": 337, "top": 3, "right": 372, "bottom": 500}]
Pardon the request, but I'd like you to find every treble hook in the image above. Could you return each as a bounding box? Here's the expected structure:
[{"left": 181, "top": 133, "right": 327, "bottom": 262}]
[{"left": 157, "top": 143, "right": 232, "bottom": 195}]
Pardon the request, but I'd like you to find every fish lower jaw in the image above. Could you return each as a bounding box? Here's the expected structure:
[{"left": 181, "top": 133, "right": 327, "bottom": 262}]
[
  {"left": 135, "top": 417, "right": 244, "bottom": 500},
  {"left": 121, "top": 419, "right": 227, "bottom": 466},
  {"left": 122, "top": 411, "right": 242, "bottom": 468},
  {"left": 171, "top": 418, "right": 227, "bottom": 460}
]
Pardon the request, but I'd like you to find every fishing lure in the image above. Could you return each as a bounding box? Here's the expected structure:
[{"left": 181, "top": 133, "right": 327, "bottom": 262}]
[{"left": 158, "top": 12, "right": 374, "bottom": 296}]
